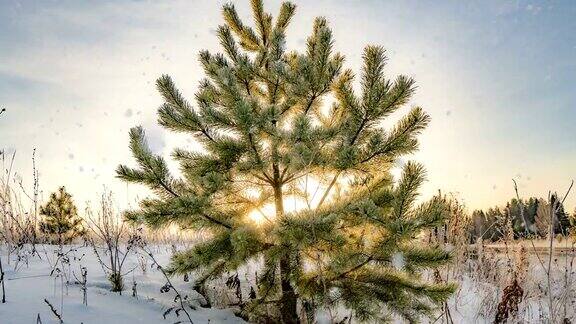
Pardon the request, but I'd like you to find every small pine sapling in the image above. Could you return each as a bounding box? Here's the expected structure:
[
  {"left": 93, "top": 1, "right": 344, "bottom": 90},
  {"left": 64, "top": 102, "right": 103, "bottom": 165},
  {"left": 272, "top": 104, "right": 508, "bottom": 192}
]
[{"left": 39, "top": 187, "right": 85, "bottom": 245}]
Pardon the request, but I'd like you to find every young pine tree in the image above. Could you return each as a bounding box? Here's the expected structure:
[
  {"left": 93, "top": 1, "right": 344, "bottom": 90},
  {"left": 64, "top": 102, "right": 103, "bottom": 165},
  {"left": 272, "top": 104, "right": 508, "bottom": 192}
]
[
  {"left": 117, "top": 1, "right": 455, "bottom": 322},
  {"left": 39, "top": 186, "right": 84, "bottom": 245}
]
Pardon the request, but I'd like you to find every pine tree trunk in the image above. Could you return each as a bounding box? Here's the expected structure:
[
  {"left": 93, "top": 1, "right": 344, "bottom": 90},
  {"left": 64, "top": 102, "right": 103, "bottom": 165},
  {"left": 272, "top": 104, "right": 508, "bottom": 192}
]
[
  {"left": 273, "top": 166, "right": 299, "bottom": 324},
  {"left": 280, "top": 256, "right": 298, "bottom": 324}
]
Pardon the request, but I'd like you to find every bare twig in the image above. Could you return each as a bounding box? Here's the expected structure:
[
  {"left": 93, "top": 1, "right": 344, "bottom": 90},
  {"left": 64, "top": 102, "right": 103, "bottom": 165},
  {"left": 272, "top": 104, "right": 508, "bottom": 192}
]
[
  {"left": 142, "top": 246, "right": 194, "bottom": 324},
  {"left": 0, "top": 255, "right": 5, "bottom": 303},
  {"left": 512, "top": 179, "right": 546, "bottom": 272},
  {"left": 44, "top": 298, "right": 63, "bottom": 324},
  {"left": 85, "top": 191, "right": 142, "bottom": 294}
]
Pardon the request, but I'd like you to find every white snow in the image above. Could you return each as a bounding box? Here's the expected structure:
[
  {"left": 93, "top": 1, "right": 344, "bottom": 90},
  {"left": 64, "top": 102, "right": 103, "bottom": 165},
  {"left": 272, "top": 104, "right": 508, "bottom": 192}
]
[
  {"left": 0, "top": 245, "right": 244, "bottom": 324},
  {"left": 1, "top": 243, "right": 571, "bottom": 323},
  {"left": 391, "top": 252, "right": 405, "bottom": 270}
]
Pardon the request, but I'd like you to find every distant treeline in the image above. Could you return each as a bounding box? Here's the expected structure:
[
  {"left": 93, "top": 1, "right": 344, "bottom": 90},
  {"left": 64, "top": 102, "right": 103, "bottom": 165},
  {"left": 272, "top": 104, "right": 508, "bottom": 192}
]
[{"left": 469, "top": 194, "right": 573, "bottom": 242}]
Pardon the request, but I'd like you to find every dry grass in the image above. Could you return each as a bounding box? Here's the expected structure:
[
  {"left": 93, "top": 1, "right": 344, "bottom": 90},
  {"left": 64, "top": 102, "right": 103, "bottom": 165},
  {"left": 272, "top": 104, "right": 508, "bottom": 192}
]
[{"left": 3, "top": 151, "right": 576, "bottom": 323}]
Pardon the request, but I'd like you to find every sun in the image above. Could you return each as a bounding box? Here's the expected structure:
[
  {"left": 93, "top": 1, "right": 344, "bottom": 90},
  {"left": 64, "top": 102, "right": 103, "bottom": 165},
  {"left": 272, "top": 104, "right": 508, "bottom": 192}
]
[
  {"left": 246, "top": 176, "right": 337, "bottom": 225},
  {"left": 247, "top": 204, "right": 275, "bottom": 224}
]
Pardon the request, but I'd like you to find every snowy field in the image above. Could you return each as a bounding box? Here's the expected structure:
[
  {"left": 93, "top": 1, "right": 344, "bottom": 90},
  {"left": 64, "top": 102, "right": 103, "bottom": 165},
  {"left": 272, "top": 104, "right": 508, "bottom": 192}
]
[
  {"left": 1, "top": 242, "right": 574, "bottom": 323},
  {"left": 0, "top": 244, "right": 244, "bottom": 324}
]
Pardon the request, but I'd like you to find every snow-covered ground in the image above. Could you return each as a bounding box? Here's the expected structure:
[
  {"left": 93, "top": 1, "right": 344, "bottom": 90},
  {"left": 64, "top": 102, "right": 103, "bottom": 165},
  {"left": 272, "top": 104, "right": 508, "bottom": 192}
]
[
  {"left": 1, "top": 242, "right": 573, "bottom": 323},
  {"left": 0, "top": 244, "right": 244, "bottom": 324}
]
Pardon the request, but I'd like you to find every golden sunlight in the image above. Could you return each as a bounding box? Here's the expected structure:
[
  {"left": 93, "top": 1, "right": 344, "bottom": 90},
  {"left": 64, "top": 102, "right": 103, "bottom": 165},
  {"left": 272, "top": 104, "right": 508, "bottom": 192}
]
[{"left": 246, "top": 176, "right": 337, "bottom": 225}]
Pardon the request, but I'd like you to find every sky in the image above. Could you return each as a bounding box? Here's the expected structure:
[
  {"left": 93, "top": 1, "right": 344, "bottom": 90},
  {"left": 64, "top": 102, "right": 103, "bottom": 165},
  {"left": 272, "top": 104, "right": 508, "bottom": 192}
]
[{"left": 1, "top": 0, "right": 575, "bottom": 212}]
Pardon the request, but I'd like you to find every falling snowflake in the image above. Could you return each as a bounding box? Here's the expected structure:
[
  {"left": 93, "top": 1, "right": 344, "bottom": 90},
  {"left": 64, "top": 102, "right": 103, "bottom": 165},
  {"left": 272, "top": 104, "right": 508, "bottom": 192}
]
[
  {"left": 392, "top": 252, "right": 405, "bottom": 270},
  {"left": 394, "top": 158, "right": 406, "bottom": 168}
]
